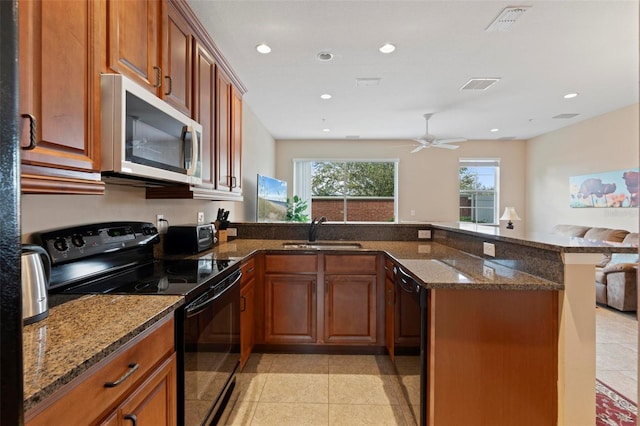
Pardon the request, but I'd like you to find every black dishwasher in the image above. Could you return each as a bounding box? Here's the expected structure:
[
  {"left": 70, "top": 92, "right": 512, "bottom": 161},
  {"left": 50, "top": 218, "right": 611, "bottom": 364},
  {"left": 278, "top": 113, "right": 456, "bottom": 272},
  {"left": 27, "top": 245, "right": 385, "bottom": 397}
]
[{"left": 394, "top": 266, "right": 428, "bottom": 426}]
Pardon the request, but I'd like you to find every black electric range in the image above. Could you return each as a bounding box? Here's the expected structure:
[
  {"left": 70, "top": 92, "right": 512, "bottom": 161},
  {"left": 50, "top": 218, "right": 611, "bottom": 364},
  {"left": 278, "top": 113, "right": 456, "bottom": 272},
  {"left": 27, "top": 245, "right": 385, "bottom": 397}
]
[
  {"left": 34, "top": 221, "right": 241, "bottom": 426},
  {"left": 36, "top": 221, "right": 238, "bottom": 303}
]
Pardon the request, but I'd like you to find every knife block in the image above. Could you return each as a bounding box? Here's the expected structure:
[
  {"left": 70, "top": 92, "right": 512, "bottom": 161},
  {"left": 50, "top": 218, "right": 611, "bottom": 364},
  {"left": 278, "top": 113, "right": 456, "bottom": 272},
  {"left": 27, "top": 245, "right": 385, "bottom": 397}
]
[{"left": 218, "top": 230, "right": 228, "bottom": 243}]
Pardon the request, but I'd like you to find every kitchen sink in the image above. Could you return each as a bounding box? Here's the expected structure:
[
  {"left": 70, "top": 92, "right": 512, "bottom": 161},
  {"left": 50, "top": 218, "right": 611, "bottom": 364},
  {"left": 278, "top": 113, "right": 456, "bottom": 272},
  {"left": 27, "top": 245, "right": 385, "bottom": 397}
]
[{"left": 282, "top": 241, "right": 363, "bottom": 250}]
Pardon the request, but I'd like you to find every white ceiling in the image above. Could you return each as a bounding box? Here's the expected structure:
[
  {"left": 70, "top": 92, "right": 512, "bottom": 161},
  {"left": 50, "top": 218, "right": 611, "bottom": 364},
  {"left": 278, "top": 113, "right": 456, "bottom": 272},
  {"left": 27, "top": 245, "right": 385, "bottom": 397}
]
[{"left": 187, "top": 0, "right": 639, "bottom": 142}]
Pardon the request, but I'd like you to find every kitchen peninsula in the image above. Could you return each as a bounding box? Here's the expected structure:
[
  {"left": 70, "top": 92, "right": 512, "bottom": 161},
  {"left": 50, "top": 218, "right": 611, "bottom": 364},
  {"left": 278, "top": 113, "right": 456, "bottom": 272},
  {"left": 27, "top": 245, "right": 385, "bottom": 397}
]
[{"left": 23, "top": 223, "right": 635, "bottom": 425}]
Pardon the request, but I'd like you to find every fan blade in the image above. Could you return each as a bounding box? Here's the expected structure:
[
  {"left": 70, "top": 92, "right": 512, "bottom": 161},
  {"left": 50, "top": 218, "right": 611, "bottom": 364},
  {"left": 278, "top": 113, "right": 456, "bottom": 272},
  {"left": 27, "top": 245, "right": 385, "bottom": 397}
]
[
  {"left": 432, "top": 143, "right": 459, "bottom": 150},
  {"left": 410, "top": 145, "right": 427, "bottom": 153},
  {"left": 436, "top": 137, "right": 467, "bottom": 144}
]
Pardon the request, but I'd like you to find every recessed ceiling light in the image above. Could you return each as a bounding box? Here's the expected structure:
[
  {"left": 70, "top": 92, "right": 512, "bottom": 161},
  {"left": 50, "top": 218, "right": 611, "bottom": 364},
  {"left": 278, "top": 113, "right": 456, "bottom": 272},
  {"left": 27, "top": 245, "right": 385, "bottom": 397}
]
[
  {"left": 320, "top": 93, "right": 332, "bottom": 100},
  {"left": 255, "top": 43, "right": 271, "bottom": 54},
  {"left": 564, "top": 93, "right": 579, "bottom": 99},
  {"left": 317, "top": 52, "right": 334, "bottom": 62},
  {"left": 379, "top": 43, "right": 396, "bottom": 54},
  {"left": 490, "top": 128, "right": 500, "bottom": 132},
  {"left": 322, "top": 128, "right": 331, "bottom": 132}
]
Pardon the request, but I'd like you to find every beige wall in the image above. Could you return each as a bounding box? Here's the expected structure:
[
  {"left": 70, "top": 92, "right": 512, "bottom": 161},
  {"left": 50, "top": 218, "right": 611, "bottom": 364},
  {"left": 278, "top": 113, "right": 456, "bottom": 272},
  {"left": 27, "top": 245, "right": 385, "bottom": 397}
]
[
  {"left": 21, "top": 102, "right": 275, "bottom": 239},
  {"left": 275, "top": 138, "right": 527, "bottom": 227},
  {"left": 525, "top": 104, "right": 639, "bottom": 234}
]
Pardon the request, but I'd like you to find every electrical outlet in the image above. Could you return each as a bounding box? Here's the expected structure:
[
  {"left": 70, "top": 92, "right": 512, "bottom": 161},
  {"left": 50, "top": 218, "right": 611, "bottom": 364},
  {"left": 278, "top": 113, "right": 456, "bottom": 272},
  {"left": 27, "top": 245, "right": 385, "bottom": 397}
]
[
  {"left": 418, "top": 230, "right": 431, "bottom": 239},
  {"left": 483, "top": 242, "right": 495, "bottom": 257},
  {"left": 197, "top": 212, "right": 205, "bottom": 224},
  {"left": 156, "top": 214, "right": 164, "bottom": 229},
  {"left": 226, "top": 228, "right": 237, "bottom": 237},
  {"left": 483, "top": 265, "right": 495, "bottom": 279}
]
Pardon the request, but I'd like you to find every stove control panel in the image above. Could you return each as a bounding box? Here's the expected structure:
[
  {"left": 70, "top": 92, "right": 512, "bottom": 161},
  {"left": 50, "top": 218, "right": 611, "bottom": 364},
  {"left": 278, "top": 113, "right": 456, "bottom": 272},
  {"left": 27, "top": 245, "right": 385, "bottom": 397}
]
[{"left": 35, "top": 222, "right": 158, "bottom": 265}]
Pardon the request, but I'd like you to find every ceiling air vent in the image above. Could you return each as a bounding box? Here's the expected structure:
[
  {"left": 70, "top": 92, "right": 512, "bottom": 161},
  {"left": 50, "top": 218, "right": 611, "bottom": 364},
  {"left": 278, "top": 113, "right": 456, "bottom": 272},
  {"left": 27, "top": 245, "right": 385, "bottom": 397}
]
[
  {"left": 460, "top": 78, "right": 501, "bottom": 91},
  {"left": 498, "top": 136, "right": 517, "bottom": 141},
  {"left": 355, "top": 78, "right": 381, "bottom": 87},
  {"left": 486, "top": 6, "right": 530, "bottom": 32},
  {"left": 553, "top": 113, "right": 579, "bottom": 119}
]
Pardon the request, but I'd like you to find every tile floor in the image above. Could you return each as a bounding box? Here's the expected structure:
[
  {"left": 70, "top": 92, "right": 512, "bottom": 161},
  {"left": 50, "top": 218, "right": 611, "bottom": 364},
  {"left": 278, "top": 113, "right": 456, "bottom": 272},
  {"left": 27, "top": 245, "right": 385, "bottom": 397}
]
[
  {"left": 217, "top": 306, "right": 638, "bottom": 425},
  {"left": 218, "top": 353, "right": 415, "bottom": 425},
  {"left": 596, "top": 305, "right": 638, "bottom": 402}
]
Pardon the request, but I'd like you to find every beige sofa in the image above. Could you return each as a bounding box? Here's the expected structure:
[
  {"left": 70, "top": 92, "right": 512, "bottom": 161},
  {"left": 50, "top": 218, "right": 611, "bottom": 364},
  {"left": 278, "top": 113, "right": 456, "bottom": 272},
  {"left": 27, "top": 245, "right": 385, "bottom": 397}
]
[{"left": 552, "top": 225, "right": 638, "bottom": 312}]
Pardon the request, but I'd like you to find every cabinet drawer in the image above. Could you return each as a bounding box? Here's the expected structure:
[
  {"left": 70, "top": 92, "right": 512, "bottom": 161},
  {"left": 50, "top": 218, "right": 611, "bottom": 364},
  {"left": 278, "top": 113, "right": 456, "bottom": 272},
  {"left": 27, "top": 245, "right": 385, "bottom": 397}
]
[
  {"left": 26, "top": 316, "right": 175, "bottom": 426},
  {"left": 265, "top": 254, "right": 317, "bottom": 273},
  {"left": 325, "top": 254, "right": 377, "bottom": 274},
  {"left": 240, "top": 257, "right": 256, "bottom": 287}
]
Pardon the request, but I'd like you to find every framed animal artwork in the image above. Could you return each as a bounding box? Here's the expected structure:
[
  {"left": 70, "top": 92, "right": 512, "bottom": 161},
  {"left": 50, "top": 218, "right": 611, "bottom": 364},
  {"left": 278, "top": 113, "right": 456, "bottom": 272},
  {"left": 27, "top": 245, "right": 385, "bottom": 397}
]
[{"left": 570, "top": 169, "right": 639, "bottom": 208}]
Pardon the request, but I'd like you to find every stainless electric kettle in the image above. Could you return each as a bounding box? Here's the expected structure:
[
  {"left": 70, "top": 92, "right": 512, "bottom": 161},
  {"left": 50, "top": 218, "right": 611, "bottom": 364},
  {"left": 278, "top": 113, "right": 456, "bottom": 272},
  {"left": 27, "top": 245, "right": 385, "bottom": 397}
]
[{"left": 21, "top": 244, "right": 51, "bottom": 325}]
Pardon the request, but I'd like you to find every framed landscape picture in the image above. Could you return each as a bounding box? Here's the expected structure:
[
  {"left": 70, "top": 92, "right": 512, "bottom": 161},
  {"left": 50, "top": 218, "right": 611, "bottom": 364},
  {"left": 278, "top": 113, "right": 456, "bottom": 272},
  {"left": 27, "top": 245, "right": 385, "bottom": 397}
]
[{"left": 570, "top": 168, "right": 639, "bottom": 208}]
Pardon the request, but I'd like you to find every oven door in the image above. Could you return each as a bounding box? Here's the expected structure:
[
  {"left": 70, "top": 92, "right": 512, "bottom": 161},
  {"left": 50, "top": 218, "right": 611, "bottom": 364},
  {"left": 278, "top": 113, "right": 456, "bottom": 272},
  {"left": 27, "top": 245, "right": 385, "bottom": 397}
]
[{"left": 182, "top": 270, "right": 241, "bottom": 426}]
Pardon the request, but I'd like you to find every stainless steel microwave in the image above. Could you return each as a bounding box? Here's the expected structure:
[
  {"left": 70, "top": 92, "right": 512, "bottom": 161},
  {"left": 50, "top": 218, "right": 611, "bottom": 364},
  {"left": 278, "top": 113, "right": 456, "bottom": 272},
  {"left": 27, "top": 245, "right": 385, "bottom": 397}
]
[{"left": 100, "top": 74, "right": 203, "bottom": 185}]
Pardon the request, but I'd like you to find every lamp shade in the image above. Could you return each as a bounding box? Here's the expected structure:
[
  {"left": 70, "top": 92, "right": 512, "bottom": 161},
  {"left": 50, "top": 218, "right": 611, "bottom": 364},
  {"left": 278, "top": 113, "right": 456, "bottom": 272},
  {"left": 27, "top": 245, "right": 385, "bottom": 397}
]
[{"left": 500, "top": 207, "right": 521, "bottom": 221}]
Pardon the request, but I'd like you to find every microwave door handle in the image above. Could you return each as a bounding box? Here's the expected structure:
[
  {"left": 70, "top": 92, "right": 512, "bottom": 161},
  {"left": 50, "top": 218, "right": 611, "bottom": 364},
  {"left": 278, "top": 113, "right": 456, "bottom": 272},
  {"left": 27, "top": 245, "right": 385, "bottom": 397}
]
[{"left": 182, "top": 126, "right": 198, "bottom": 177}]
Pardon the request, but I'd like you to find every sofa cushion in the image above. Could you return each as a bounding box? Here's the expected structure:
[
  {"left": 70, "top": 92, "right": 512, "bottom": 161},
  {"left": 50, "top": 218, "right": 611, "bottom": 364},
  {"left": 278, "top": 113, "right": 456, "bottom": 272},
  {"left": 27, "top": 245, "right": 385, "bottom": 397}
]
[
  {"left": 552, "top": 224, "right": 591, "bottom": 237},
  {"left": 622, "top": 233, "right": 639, "bottom": 246},
  {"left": 583, "top": 227, "right": 629, "bottom": 243}
]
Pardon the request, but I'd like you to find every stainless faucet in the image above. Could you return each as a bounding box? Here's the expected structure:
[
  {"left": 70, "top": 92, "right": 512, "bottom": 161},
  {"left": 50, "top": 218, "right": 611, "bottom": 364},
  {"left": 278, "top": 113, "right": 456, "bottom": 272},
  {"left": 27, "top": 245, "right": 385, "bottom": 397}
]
[{"left": 308, "top": 216, "right": 327, "bottom": 242}]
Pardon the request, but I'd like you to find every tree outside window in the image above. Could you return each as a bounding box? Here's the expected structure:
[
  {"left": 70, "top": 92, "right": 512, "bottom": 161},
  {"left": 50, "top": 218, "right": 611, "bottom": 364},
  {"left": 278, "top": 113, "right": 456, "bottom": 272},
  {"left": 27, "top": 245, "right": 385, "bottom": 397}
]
[{"left": 294, "top": 160, "right": 397, "bottom": 223}]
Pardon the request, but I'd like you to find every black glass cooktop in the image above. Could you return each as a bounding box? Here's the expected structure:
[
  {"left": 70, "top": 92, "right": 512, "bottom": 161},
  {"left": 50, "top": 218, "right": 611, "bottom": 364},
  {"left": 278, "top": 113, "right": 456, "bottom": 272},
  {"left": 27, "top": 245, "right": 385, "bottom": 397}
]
[{"left": 57, "top": 257, "right": 238, "bottom": 297}]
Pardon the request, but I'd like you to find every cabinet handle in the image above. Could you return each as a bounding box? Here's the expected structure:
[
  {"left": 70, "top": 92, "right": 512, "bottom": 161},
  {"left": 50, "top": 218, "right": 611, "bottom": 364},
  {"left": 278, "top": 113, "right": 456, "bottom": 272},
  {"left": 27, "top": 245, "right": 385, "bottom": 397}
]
[
  {"left": 241, "top": 295, "right": 246, "bottom": 312},
  {"left": 21, "top": 114, "right": 37, "bottom": 150},
  {"left": 104, "top": 363, "right": 139, "bottom": 388},
  {"left": 124, "top": 414, "right": 138, "bottom": 425},
  {"left": 164, "top": 75, "right": 173, "bottom": 95},
  {"left": 153, "top": 66, "right": 162, "bottom": 88},
  {"left": 247, "top": 267, "right": 254, "bottom": 273},
  {"left": 231, "top": 176, "right": 237, "bottom": 188}
]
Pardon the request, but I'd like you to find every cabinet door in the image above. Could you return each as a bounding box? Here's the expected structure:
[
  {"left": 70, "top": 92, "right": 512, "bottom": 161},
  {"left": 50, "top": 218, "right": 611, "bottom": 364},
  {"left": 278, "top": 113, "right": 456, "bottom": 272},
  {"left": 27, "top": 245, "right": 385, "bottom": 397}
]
[
  {"left": 106, "top": 0, "right": 161, "bottom": 91},
  {"left": 324, "top": 274, "right": 377, "bottom": 344},
  {"left": 193, "top": 41, "right": 216, "bottom": 187},
  {"left": 162, "top": 2, "right": 192, "bottom": 115},
  {"left": 264, "top": 274, "right": 317, "bottom": 344},
  {"left": 230, "top": 86, "right": 243, "bottom": 194},
  {"left": 215, "top": 68, "right": 232, "bottom": 191},
  {"left": 240, "top": 278, "right": 255, "bottom": 368},
  {"left": 19, "top": 0, "right": 103, "bottom": 194},
  {"left": 116, "top": 354, "right": 177, "bottom": 426}
]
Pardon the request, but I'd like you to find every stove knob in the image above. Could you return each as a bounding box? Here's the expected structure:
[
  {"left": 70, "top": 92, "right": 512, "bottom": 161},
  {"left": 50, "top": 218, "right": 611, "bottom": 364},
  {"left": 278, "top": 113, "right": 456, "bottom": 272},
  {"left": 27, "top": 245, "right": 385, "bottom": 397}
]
[
  {"left": 71, "top": 234, "right": 85, "bottom": 248},
  {"left": 53, "top": 237, "right": 68, "bottom": 252},
  {"left": 146, "top": 226, "right": 158, "bottom": 235}
]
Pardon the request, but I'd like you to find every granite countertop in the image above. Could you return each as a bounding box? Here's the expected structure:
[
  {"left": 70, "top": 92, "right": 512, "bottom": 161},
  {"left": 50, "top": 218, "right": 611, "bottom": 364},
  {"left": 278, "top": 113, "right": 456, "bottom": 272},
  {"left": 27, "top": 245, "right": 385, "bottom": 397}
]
[
  {"left": 23, "top": 294, "right": 184, "bottom": 412},
  {"left": 206, "top": 239, "right": 562, "bottom": 291},
  {"left": 431, "top": 222, "right": 639, "bottom": 253}
]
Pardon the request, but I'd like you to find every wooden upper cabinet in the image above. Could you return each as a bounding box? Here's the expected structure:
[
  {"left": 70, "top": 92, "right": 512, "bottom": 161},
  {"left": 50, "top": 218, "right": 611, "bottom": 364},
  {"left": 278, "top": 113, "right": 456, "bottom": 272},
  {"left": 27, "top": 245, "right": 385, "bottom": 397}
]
[
  {"left": 18, "top": 0, "right": 104, "bottom": 194},
  {"left": 192, "top": 41, "right": 217, "bottom": 187},
  {"left": 215, "top": 68, "right": 232, "bottom": 191},
  {"left": 162, "top": 1, "right": 193, "bottom": 115},
  {"left": 106, "top": 0, "right": 193, "bottom": 116},
  {"left": 106, "top": 0, "right": 162, "bottom": 90},
  {"left": 230, "top": 86, "right": 243, "bottom": 194}
]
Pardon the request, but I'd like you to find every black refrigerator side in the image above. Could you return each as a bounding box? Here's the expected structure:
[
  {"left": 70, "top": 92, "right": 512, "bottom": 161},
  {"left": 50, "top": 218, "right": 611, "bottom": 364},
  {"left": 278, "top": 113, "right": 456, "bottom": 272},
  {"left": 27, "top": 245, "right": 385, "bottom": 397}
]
[{"left": 0, "top": 1, "right": 24, "bottom": 425}]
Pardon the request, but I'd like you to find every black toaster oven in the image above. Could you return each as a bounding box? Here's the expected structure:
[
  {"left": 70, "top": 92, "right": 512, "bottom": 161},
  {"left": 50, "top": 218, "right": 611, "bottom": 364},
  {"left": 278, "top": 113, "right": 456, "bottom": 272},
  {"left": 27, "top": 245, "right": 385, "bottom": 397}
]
[{"left": 164, "top": 224, "right": 215, "bottom": 254}]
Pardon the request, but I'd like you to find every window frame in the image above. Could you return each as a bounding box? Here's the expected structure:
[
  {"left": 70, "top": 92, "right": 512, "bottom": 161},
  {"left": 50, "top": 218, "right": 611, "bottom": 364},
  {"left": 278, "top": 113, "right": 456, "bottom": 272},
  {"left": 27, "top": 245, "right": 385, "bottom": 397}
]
[
  {"left": 459, "top": 158, "right": 500, "bottom": 225},
  {"left": 293, "top": 158, "right": 399, "bottom": 223}
]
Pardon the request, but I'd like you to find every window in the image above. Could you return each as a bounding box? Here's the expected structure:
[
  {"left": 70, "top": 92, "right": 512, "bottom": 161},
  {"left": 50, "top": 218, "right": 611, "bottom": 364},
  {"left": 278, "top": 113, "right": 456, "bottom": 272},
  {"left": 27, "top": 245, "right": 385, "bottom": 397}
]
[
  {"left": 459, "top": 159, "right": 499, "bottom": 224},
  {"left": 293, "top": 160, "right": 398, "bottom": 223}
]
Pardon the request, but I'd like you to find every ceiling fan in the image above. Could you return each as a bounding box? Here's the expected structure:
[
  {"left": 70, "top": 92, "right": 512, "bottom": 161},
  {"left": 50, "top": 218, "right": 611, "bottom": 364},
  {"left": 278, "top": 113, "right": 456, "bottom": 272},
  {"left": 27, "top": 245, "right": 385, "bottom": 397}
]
[{"left": 411, "top": 113, "right": 467, "bottom": 153}]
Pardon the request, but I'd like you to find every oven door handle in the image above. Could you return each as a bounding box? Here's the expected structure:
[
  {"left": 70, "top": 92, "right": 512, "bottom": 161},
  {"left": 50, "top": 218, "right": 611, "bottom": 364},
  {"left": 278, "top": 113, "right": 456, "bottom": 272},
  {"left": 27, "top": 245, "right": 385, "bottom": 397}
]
[{"left": 185, "top": 271, "right": 242, "bottom": 318}]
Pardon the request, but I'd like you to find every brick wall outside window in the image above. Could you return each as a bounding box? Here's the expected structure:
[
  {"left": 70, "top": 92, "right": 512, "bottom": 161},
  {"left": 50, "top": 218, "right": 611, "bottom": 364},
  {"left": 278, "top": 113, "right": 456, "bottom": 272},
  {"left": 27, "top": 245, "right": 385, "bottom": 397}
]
[{"left": 311, "top": 198, "right": 394, "bottom": 222}]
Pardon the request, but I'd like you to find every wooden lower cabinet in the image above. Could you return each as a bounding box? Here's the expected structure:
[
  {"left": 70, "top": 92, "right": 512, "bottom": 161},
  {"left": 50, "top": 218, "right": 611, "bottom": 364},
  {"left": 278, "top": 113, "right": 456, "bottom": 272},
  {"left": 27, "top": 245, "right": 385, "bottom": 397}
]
[
  {"left": 240, "top": 258, "right": 256, "bottom": 368},
  {"left": 102, "top": 354, "right": 177, "bottom": 426},
  {"left": 264, "top": 274, "right": 317, "bottom": 344},
  {"left": 428, "top": 289, "right": 558, "bottom": 426},
  {"left": 26, "top": 316, "right": 176, "bottom": 426},
  {"left": 384, "top": 259, "right": 395, "bottom": 361},
  {"left": 324, "top": 274, "right": 376, "bottom": 343}
]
